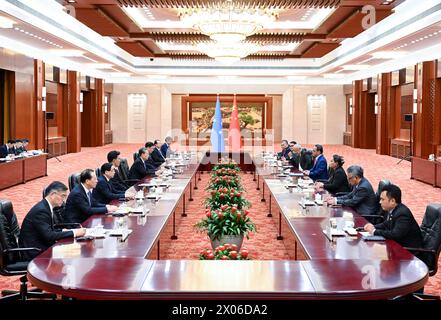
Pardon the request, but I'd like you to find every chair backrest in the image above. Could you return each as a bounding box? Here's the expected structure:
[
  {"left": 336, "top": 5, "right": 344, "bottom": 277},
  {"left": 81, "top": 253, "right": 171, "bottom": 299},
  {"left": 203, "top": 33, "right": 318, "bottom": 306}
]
[
  {"left": 300, "top": 149, "right": 313, "bottom": 170},
  {"left": 95, "top": 167, "right": 102, "bottom": 178},
  {"left": 119, "top": 158, "right": 130, "bottom": 181},
  {"left": 419, "top": 203, "right": 441, "bottom": 276},
  {"left": 133, "top": 152, "right": 139, "bottom": 162},
  {"left": 376, "top": 179, "right": 391, "bottom": 199},
  {"left": 68, "top": 173, "right": 81, "bottom": 192},
  {"left": 0, "top": 199, "right": 20, "bottom": 272}
]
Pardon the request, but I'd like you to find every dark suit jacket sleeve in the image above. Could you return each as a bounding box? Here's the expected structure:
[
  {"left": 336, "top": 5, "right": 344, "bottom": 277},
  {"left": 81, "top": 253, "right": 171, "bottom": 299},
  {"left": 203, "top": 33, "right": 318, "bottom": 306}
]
[
  {"left": 150, "top": 150, "right": 164, "bottom": 166},
  {"left": 160, "top": 144, "right": 168, "bottom": 158},
  {"left": 129, "top": 161, "right": 144, "bottom": 180},
  {"left": 374, "top": 213, "right": 412, "bottom": 241},
  {"left": 145, "top": 161, "right": 157, "bottom": 175},
  {"left": 71, "top": 190, "right": 107, "bottom": 216},
  {"left": 337, "top": 186, "right": 369, "bottom": 207},
  {"left": 33, "top": 210, "right": 74, "bottom": 243},
  {"left": 95, "top": 179, "right": 125, "bottom": 202},
  {"left": 324, "top": 169, "right": 346, "bottom": 193}
]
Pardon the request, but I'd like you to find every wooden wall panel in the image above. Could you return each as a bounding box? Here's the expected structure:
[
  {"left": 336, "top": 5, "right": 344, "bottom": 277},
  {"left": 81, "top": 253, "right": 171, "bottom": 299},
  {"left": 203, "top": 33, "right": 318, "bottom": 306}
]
[
  {"left": 34, "top": 60, "right": 45, "bottom": 150},
  {"left": 415, "top": 61, "right": 436, "bottom": 158},
  {"left": 376, "top": 73, "right": 390, "bottom": 155},
  {"left": 351, "top": 80, "right": 362, "bottom": 148},
  {"left": 95, "top": 79, "right": 105, "bottom": 147},
  {"left": 81, "top": 91, "right": 93, "bottom": 147},
  {"left": 67, "top": 71, "right": 81, "bottom": 153},
  {"left": 11, "top": 72, "right": 35, "bottom": 147}
]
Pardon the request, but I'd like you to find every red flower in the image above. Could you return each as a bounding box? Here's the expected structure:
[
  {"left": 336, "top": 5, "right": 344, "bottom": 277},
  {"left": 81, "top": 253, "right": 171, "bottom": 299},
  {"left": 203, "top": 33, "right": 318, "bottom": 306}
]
[
  {"left": 221, "top": 256, "right": 229, "bottom": 260},
  {"left": 218, "top": 212, "right": 223, "bottom": 219},
  {"left": 235, "top": 193, "right": 241, "bottom": 197},
  {"left": 206, "top": 212, "right": 211, "bottom": 218},
  {"left": 230, "top": 193, "right": 234, "bottom": 197},
  {"left": 223, "top": 244, "right": 231, "bottom": 249},
  {"left": 231, "top": 207, "right": 237, "bottom": 213},
  {"left": 236, "top": 213, "right": 241, "bottom": 221},
  {"left": 240, "top": 249, "right": 248, "bottom": 259},
  {"left": 207, "top": 253, "right": 215, "bottom": 260},
  {"left": 231, "top": 244, "right": 238, "bottom": 251},
  {"left": 244, "top": 210, "right": 249, "bottom": 216},
  {"left": 218, "top": 245, "right": 225, "bottom": 251},
  {"left": 220, "top": 194, "right": 224, "bottom": 198},
  {"left": 229, "top": 250, "right": 238, "bottom": 259}
]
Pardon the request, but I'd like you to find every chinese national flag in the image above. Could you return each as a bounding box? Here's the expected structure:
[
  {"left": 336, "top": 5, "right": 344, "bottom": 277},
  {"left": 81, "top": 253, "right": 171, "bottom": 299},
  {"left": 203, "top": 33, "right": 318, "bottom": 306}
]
[{"left": 228, "top": 95, "right": 242, "bottom": 151}]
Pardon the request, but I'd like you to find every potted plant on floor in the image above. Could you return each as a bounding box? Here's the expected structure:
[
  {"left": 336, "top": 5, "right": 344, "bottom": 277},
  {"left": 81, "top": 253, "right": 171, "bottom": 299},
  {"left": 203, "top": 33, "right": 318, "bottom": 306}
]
[{"left": 195, "top": 205, "right": 256, "bottom": 250}]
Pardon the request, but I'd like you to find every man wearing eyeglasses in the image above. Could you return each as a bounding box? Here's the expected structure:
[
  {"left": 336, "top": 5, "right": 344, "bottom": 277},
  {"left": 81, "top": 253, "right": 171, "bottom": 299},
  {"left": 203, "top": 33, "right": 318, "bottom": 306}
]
[
  {"left": 325, "top": 165, "right": 379, "bottom": 220},
  {"left": 19, "top": 181, "right": 86, "bottom": 260}
]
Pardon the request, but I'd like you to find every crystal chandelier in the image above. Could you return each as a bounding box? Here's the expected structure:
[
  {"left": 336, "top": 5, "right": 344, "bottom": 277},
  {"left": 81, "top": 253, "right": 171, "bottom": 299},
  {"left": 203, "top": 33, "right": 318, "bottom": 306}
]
[
  {"left": 180, "top": 7, "right": 277, "bottom": 44},
  {"left": 197, "top": 42, "right": 259, "bottom": 64},
  {"left": 179, "top": 2, "right": 277, "bottom": 63}
]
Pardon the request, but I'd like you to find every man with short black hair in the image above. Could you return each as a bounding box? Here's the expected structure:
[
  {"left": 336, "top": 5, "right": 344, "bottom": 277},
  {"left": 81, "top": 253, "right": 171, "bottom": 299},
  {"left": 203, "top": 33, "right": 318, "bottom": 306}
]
[
  {"left": 65, "top": 169, "right": 118, "bottom": 223},
  {"left": 277, "top": 140, "right": 290, "bottom": 160},
  {"left": 129, "top": 147, "right": 156, "bottom": 180},
  {"left": 93, "top": 163, "right": 126, "bottom": 204},
  {"left": 107, "top": 150, "right": 129, "bottom": 192},
  {"left": 0, "top": 139, "right": 16, "bottom": 157},
  {"left": 19, "top": 181, "right": 86, "bottom": 260},
  {"left": 303, "top": 144, "right": 329, "bottom": 181},
  {"left": 364, "top": 184, "right": 423, "bottom": 247},
  {"left": 150, "top": 139, "right": 166, "bottom": 167}
]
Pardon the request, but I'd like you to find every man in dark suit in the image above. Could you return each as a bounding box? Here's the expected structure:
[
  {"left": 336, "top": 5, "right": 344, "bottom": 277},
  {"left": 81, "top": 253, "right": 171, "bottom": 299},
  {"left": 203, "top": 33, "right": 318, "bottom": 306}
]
[
  {"left": 129, "top": 147, "right": 157, "bottom": 180},
  {"left": 364, "top": 184, "right": 423, "bottom": 248},
  {"left": 65, "top": 169, "right": 118, "bottom": 224},
  {"left": 93, "top": 163, "right": 126, "bottom": 204},
  {"left": 326, "top": 165, "right": 379, "bottom": 218},
  {"left": 0, "top": 140, "right": 15, "bottom": 158},
  {"left": 299, "top": 148, "right": 314, "bottom": 170},
  {"left": 19, "top": 181, "right": 86, "bottom": 260},
  {"left": 107, "top": 150, "right": 129, "bottom": 192},
  {"left": 160, "top": 136, "right": 174, "bottom": 158},
  {"left": 303, "top": 144, "right": 329, "bottom": 181},
  {"left": 149, "top": 139, "right": 166, "bottom": 167},
  {"left": 277, "top": 140, "right": 290, "bottom": 160},
  {"left": 14, "top": 139, "right": 24, "bottom": 155}
]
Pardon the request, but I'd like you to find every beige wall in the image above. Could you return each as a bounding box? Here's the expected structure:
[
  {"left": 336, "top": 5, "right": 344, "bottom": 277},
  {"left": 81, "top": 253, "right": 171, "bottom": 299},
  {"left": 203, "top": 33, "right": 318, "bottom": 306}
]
[
  {"left": 111, "top": 84, "right": 345, "bottom": 145},
  {"left": 111, "top": 84, "right": 171, "bottom": 143},
  {"left": 283, "top": 85, "right": 346, "bottom": 145}
]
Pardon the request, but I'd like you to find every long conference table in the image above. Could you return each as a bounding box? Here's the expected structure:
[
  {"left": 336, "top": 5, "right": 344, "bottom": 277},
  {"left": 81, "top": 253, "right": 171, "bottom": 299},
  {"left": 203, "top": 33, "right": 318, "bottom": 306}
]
[
  {"left": 0, "top": 154, "right": 47, "bottom": 190},
  {"left": 27, "top": 152, "right": 428, "bottom": 299}
]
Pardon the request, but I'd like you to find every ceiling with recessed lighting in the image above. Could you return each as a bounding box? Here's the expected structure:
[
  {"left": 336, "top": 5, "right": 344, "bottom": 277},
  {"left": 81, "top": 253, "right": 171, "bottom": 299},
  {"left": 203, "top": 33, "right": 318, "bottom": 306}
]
[{"left": 1, "top": 0, "right": 441, "bottom": 84}]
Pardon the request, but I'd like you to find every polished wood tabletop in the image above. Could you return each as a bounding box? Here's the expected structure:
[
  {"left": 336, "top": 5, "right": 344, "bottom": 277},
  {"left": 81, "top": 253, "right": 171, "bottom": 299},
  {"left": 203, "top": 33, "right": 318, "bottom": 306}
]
[{"left": 27, "top": 152, "right": 428, "bottom": 299}]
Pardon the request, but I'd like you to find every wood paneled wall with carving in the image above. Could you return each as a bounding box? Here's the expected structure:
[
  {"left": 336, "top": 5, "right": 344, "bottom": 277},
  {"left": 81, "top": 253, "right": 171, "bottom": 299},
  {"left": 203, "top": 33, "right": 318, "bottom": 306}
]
[
  {"left": 415, "top": 61, "right": 437, "bottom": 158},
  {"left": 355, "top": 60, "right": 441, "bottom": 161}
]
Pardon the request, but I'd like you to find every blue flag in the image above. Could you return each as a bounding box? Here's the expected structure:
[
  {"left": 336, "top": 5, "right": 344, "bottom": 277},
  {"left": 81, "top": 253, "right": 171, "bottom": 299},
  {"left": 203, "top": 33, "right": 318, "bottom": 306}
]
[{"left": 210, "top": 96, "right": 225, "bottom": 152}]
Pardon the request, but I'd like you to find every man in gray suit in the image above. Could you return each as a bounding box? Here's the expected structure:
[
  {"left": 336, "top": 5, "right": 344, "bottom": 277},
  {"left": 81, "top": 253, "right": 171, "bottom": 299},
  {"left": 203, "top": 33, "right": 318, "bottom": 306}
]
[{"left": 326, "top": 165, "right": 379, "bottom": 219}]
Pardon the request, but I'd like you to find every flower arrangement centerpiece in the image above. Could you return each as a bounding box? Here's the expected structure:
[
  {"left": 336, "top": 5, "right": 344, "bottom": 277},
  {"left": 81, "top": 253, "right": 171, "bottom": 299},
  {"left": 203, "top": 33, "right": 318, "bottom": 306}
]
[
  {"left": 207, "top": 175, "right": 243, "bottom": 192},
  {"left": 196, "top": 160, "right": 255, "bottom": 250},
  {"left": 199, "top": 244, "right": 250, "bottom": 260},
  {"left": 205, "top": 187, "right": 250, "bottom": 210},
  {"left": 195, "top": 205, "right": 256, "bottom": 248}
]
